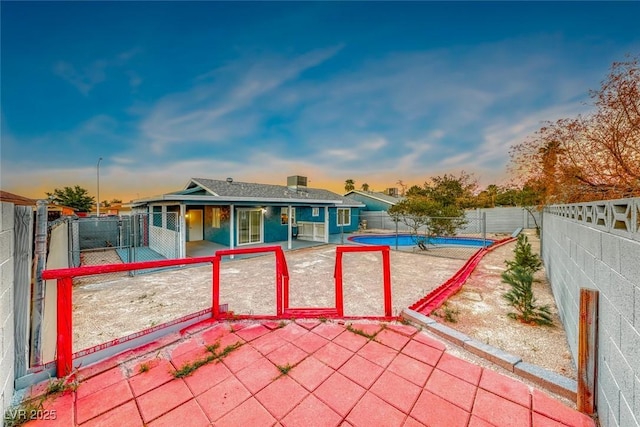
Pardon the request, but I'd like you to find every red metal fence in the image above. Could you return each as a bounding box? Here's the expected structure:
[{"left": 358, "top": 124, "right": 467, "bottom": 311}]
[{"left": 41, "top": 245, "right": 393, "bottom": 377}]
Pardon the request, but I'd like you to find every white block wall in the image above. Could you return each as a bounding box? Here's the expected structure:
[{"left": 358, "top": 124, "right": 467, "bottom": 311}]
[
  {"left": 0, "top": 202, "right": 15, "bottom": 415},
  {"left": 542, "top": 201, "right": 640, "bottom": 427}
]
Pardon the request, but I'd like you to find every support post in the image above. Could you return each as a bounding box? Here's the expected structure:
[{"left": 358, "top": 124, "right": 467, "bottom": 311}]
[
  {"left": 482, "top": 212, "right": 487, "bottom": 248},
  {"left": 276, "top": 250, "right": 283, "bottom": 316},
  {"left": 56, "top": 277, "right": 73, "bottom": 377},
  {"left": 229, "top": 205, "right": 235, "bottom": 259},
  {"left": 31, "top": 200, "right": 48, "bottom": 365},
  {"left": 212, "top": 257, "right": 220, "bottom": 318},
  {"left": 287, "top": 205, "right": 292, "bottom": 250},
  {"left": 324, "top": 206, "right": 329, "bottom": 243},
  {"left": 335, "top": 253, "right": 344, "bottom": 316},
  {"left": 382, "top": 248, "right": 392, "bottom": 317},
  {"left": 577, "top": 288, "right": 598, "bottom": 415}
]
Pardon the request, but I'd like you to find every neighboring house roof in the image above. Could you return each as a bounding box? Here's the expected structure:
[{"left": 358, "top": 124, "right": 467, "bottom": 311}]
[
  {"left": 0, "top": 190, "right": 76, "bottom": 212},
  {"left": 0, "top": 190, "right": 37, "bottom": 206},
  {"left": 132, "top": 178, "right": 364, "bottom": 207},
  {"left": 344, "top": 190, "right": 404, "bottom": 206}
]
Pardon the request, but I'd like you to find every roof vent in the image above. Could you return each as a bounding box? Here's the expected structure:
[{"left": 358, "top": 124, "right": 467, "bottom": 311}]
[
  {"left": 226, "top": 177, "right": 233, "bottom": 183},
  {"left": 287, "top": 175, "right": 307, "bottom": 190}
]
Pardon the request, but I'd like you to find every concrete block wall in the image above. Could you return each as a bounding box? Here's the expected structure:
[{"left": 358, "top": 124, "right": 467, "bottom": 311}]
[
  {"left": 542, "top": 198, "right": 640, "bottom": 427},
  {"left": 0, "top": 202, "right": 15, "bottom": 416}
]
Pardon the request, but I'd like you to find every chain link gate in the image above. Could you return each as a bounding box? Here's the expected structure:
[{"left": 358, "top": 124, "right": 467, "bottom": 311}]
[{"left": 69, "top": 212, "right": 181, "bottom": 280}]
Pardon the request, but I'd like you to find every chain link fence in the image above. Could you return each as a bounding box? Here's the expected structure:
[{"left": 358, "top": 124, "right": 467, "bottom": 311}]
[
  {"left": 69, "top": 212, "right": 181, "bottom": 282},
  {"left": 354, "top": 211, "right": 503, "bottom": 260}
]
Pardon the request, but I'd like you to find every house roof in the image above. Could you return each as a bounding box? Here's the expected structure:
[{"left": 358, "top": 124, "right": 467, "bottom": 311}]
[
  {"left": 344, "top": 190, "right": 404, "bottom": 206},
  {"left": 0, "top": 190, "right": 37, "bottom": 206},
  {"left": 132, "top": 178, "right": 364, "bottom": 207}
]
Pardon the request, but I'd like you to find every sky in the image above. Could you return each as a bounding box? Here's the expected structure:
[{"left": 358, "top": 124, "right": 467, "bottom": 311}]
[{"left": 2, "top": 1, "right": 639, "bottom": 202}]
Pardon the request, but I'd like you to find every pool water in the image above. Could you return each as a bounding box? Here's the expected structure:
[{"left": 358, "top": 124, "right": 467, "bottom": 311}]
[{"left": 348, "top": 234, "right": 493, "bottom": 247}]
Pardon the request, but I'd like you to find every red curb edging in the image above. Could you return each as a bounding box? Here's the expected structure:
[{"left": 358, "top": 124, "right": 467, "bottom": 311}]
[{"left": 409, "top": 237, "right": 516, "bottom": 315}]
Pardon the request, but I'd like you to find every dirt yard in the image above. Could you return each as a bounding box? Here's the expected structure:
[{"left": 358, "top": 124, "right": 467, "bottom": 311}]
[
  {"left": 72, "top": 233, "right": 577, "bottom": 382},
  {"left": 72, "top": 245, "right": 466, "bottom": 352},
  {"left": 434, "top": 231, "right": 577, "bottom": 379}
]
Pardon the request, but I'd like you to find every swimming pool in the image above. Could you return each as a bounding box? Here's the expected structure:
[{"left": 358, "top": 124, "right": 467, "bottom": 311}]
[{"left": 348, "top": 234, "right": 493, "bottom": 247}]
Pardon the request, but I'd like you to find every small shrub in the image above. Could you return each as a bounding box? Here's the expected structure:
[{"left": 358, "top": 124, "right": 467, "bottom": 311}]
[
  {"left": 138, "top": 363, "right": 151, "bottom": 374},
  {"left": 502, "top": 266, "right": 553, "bottom": 326},
  {"left": 505, "top": 234, "right": 542, "bottom": 273}
]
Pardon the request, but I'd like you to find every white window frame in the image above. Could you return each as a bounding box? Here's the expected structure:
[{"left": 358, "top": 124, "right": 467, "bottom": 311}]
[
  {"left": 312, "top": 207, "right": 320, "bottom": 217},
  {"left": 337, "top": 208, "right": 351, "bottom": 226}
]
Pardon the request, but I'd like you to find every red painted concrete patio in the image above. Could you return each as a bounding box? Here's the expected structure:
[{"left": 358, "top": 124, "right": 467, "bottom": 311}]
[{"left": 23, "top": 319, "right": 595, "bottom": 427}]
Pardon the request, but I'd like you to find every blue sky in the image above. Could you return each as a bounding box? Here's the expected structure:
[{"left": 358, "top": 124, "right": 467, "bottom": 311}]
[{"left": 2, "top": 2, "right": 639, "bottom": 202}]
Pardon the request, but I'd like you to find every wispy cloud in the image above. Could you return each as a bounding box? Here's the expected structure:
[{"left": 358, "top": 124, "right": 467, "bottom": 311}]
[
  {"left": 53, "top": 48, "right": 141, "bottom": 95},
  {"left": 141, "top": 45, "right": 344, "bottom": 154}
]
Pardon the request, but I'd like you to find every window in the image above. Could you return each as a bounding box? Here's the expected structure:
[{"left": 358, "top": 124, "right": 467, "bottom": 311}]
[
  {"left": 337, "top": 208, "right": 351, "bottom": 226},
  {"left": 281, "top": 207, "right": 296, "bottom": 225},
  {"left": 167, "top": 206, "right": 180, "bottom": 231},
  {"left": 312, "top": 207, "right": 320, "bottom": 217},
  {"left": 212, "top": 207, "right": 221, "bottom": 228},
  {"left": 152, "top": 206, "right": 162, "bottom": 227}
]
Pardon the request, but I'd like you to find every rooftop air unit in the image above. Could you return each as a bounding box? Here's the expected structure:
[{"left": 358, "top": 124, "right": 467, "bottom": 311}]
[{"left": 287, "top": 175, "right": 308, "bottom": 190}]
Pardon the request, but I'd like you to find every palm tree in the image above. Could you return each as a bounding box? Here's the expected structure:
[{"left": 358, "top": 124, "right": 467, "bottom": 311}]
[
  {"left": 361, "top": 183, "right": 370, "bottom": 191},
  {"left": 344, "top": 179, "right": 355, "bottom": 192}
]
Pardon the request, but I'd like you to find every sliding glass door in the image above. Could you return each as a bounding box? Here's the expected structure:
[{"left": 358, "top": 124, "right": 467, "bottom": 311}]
[{"left": 237, "top": 209, "right": 263, "bottom": 245}]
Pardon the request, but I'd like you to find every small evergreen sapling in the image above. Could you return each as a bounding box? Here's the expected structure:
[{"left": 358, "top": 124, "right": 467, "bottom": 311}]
[
  {"left": 502, "top": 233, "right": 552, "bottom": 326},
  {"left": 505, "top": 234, "right": 542, "bottom": 273},
  {"left": 501, "top": 266, "right": 553, "bottom": 325}
]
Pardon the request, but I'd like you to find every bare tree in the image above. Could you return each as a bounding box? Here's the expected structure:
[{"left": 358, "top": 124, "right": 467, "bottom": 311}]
[{"left": 510, "top": 56, "right": 640, "bottom": 202}]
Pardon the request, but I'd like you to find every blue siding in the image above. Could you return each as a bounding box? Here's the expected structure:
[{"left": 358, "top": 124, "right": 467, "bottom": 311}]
[
  {"left": 203, "top": 206, "right": 231, "bottom": 245},
  {"left": 194, "top": 204, "right": 361, "bottom": 245},
  {"left": 328, "top": 207, "right": 360, "bottom": 234},
  {"left": 264, "top": 207, "right": 288, "bottom": 243}
]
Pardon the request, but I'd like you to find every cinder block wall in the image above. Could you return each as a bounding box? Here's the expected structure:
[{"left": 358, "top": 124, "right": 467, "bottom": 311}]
[
  {"left": 542, "top": 199, "right": 640, "bottom": 427},
  {"left": 0, "top": 202, "right": 15, "bottom": 415}
]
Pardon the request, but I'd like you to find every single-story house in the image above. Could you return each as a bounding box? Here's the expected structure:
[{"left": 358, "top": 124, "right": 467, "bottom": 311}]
[
  {"left": 130, "top": 176, "right": 364, "bottom": 255},
  {"left": 344, "top": 189, "right": 403, "bottom": 211}
]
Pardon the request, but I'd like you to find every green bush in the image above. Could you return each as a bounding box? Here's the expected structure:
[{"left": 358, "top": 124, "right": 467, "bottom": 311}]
[
  {"left": 505, "top": 234, "right": 542, "bottom": 273},
  {"left": 502, "top": 266, "right": 553, "bottom": 325}
]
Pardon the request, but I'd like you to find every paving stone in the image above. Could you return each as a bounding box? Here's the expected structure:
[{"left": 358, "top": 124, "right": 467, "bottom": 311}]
[
  {"left": 148, "top": 399, "right": 209, "bottom": 427},
  {"left": 314, "top": 372, "right": 366, "bottom": 417},
  {"left": 472, "top": 389, "right": 531, "bottom": 427},
  {"left": 136, "top": 379, "right": 193, "bottom": 423},
  {"left": 281, "top": 394, "right": 342, "bottom": 427},
  {"left": 346, "top": 392, "right": 406, "bottom": 427},
  {"left": 255, "top": 375, "right": 308, "bottom": 419},
  {"left": 411, "top": 390, "right": 470, "bottom": 427}
]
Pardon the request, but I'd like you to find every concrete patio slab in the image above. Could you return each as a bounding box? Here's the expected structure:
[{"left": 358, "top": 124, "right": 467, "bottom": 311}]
[{"left": 19, "top": 319, "right": 595, "bottom": 427}]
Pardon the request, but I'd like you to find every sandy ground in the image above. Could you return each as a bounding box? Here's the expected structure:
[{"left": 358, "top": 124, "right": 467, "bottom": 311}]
[
  {"left": 72, "top": 245, "right": 465, "bottom": 351},
  {"left": 435, "top": 231, "right": 577, "bottom": 379},
  {"left": 72, "top": 233, "right": 577, "bottom": 383}
]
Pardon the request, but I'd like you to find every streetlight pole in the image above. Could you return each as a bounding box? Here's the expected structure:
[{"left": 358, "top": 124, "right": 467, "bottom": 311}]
[{"left": 97, "top": 157, "right": 103, "bottom": 216}]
